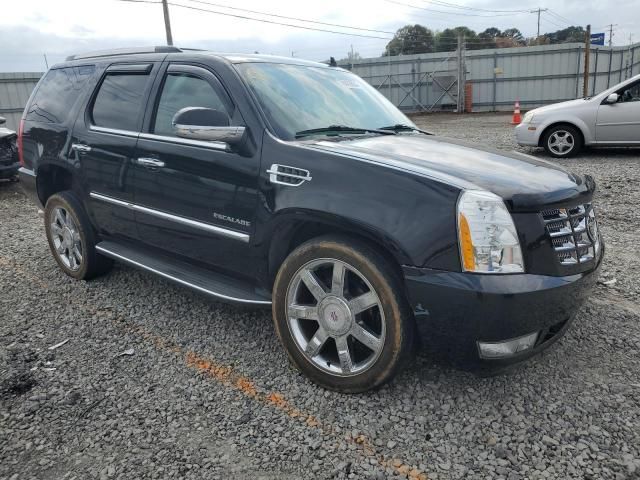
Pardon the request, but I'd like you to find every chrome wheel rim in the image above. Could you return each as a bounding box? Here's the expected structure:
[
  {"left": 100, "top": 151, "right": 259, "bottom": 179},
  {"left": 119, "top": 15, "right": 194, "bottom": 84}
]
[
  {"left": 548, "top": 130, "right": 574, "bottom": 155},
  {"left": 286, "top": 258, "right": 386, "bottom": 377},
  {"left": 50, "top": 207, "right": 83, "bottom": 271}
]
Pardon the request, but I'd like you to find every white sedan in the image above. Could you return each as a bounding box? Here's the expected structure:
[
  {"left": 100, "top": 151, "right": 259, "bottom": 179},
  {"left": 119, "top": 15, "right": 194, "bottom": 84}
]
[{"left": 515, "top": 73, "right": 640, "bottom": 157}]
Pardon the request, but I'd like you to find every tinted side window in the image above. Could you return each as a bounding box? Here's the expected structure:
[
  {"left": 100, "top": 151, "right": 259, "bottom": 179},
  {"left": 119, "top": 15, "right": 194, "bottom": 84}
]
[
  {"left": 619, "top": 82, "right": 640, "bottom": 103},
  {"left": 153, "top": 73, "right": 232, "bottom": 136},
  {"left": 92, "top": 73, "right": 149, "bottom": 131},
  {"left": 25, "top": 66, "right": 95, "bottom": 124}
]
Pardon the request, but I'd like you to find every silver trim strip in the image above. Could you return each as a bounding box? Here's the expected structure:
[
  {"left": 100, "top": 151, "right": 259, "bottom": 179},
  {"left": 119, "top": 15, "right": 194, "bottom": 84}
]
[
  {"left": 89, "top": 192, "right": 250, "bottom": 243},
  {"left": 90, "top": 125, "right": 139, "bottom": 138},
  {"left": 139, "top": 132, "right": 228, "bottom": 151},
  {"left": 95, "top": 245, "right": 271, "bottom": 305}
]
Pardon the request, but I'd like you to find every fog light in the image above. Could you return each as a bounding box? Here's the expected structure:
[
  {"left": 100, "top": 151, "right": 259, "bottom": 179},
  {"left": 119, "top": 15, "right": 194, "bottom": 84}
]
[{"left": 478, "top": 332, "right": 539, "bottom": 359}]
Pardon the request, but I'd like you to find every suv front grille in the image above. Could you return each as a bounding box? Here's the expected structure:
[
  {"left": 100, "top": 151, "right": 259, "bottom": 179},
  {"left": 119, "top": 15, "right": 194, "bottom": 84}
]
[{"left": 542, "top": 204, "right": 600, "bottom": 266}]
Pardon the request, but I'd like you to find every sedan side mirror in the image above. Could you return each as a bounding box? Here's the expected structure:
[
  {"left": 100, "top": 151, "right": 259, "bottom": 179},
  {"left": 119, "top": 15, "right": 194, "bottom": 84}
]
[
  {"left": 0, "top": 116, "right": 6, "bottom": 126},
  {"left": 172, "top": 107, "right": 245, "bottom": 145},
  {"left": 604, "top": 93, "right": 619, "bottom": 104}
]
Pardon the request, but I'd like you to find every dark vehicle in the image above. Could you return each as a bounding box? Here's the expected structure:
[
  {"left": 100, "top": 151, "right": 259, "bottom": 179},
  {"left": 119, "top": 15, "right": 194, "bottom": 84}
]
[
  {"left": 0, "top": 116, "right": 19, "bottom": 180},
  {"left": 18, "top": 47, "right": 603, "bottom": 392}
]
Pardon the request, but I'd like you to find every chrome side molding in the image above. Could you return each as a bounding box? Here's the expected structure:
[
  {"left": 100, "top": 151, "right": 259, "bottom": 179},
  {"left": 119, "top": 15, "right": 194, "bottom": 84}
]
[{"left": 89, "top": 192, "right": 250, "bottom": 243}]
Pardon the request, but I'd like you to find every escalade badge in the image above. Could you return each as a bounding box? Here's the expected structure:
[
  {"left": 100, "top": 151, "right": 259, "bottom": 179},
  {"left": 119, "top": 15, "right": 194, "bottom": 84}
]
[{"left": 213, "top": 212, "right": 251, "bottom": 227}]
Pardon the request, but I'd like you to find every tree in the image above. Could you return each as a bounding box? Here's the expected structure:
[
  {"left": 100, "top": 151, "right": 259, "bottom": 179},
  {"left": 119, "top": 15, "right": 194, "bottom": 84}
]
[
  {"left": 502, "top": 28, "right": 525, "bottom": 44},
  {"left": 435, "top": 26, "right": 479, "bottom": 52},
  {"left": 478, "top": 27, "right": 502, "bottom": 49},
  {"left": 545, "top": 26, "right": 586, "bottom": 44},
  {"left": 384, "top": 25, "right": 435, "bottom": 56}
]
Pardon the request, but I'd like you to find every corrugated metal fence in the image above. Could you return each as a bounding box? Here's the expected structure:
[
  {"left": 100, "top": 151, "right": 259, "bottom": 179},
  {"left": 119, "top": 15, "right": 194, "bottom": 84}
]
[
  {"left": 1, "top": 42, "right": 639, "bottom": 125},
  {"left": 341, "top": 42, "right": 640, "bottom": 112},
  {"left": 0, "top": 72, "right": 42, "bottom": 130}
]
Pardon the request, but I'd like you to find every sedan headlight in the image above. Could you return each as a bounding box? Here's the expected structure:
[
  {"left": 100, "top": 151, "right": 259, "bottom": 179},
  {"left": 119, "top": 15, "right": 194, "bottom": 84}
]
[
  {"left": 457, "top": 190, "right": 524, "bottom": 273},
  {"left": 522, "top": 111, "right": 535, "bottom": 124}
]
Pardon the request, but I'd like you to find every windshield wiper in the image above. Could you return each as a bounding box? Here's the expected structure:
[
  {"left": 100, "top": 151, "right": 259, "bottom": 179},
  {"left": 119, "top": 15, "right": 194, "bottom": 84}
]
[
  {"left": 295, "top": 125, "right": 395, "bottom": 139},
  {"left": 378, "top": 124, "right": 434, "bottom": 135}
]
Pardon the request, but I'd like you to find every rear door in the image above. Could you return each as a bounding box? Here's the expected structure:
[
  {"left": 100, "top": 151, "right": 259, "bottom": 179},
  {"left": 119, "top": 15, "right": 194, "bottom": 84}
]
[
  {"left": 132, "top": 63, "right": 260, "bottom": 276},
  {"left": 73, "top": 62, "right": 159, "bottom": 240},
  {"left": 596, "top": 80, "right": 640, "bottom": 144}
]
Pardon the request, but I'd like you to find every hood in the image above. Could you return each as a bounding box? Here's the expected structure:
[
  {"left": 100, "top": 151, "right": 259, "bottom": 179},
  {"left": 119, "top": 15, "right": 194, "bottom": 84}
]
[
  {"left": 529, "top": 98, "right": 592, "bottom": 116},
  {"left": 302, "top": 133, "right": 594, "bottom": 211}
]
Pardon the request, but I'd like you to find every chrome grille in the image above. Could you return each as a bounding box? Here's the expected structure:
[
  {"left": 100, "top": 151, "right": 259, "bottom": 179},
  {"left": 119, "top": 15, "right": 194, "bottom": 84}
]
[{"left": 542, "top": 204, "right": 599, "bottom": 266}]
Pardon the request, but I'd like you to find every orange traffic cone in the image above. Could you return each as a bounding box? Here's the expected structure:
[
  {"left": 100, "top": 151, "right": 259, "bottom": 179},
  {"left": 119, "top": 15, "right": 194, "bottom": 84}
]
[{"left": 511, "top": 100, "right": 522, "bottom": 125}]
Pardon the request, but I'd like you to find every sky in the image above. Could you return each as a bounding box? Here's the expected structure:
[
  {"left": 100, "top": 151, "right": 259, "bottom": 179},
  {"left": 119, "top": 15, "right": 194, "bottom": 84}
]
[{"left": 1, "top": 0, "right": 638, "bottom": 71}]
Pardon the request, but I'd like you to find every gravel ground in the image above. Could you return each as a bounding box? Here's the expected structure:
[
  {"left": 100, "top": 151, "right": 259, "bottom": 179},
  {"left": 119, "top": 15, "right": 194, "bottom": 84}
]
[{"left": 1, "top": 113, "right": 639, "bottom": 480}]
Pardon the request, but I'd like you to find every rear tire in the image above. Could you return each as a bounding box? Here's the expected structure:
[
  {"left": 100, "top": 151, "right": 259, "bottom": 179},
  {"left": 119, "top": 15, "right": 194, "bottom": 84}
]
[
  {"left": 542, "top": 125, "right": 583, "bottom": 158},
  {"left": 272, "top": 235, "right": 415, "bottom": 393},
  {"left": 44, "top": 191, "right": 113, "bottom": 280}
]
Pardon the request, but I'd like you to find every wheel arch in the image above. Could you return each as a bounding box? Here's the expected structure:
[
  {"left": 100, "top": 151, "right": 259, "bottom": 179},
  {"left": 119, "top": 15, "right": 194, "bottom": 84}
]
[
  {"left": 264, "top": 210, "right": 411, "bottom": 289},
  {"left": 538, "top": 120, "right": 587, "bottom": 147},
  {"left": 36, "top": 163, "right": 75, "bottom": 206}
]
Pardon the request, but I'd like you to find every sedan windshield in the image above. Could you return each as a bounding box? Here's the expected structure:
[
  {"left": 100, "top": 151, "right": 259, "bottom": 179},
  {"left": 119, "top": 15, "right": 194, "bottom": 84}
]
[{"left": 235, "top": 62, "right": 415, "bottom": 140}]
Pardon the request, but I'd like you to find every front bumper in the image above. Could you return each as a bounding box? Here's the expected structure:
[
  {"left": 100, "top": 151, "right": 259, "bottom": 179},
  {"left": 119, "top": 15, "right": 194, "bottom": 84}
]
[
  {"left": 403, "top": 251, "right": 602, "bottom": 369},
  {"left": 514, "top": 122, "right": 540, "bottom": 146}
]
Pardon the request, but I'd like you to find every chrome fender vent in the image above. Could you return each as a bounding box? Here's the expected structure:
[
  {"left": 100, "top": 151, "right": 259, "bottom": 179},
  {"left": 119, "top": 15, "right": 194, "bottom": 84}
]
[{"left": 266, "top": 164, "right": 312, "bottom": 187}]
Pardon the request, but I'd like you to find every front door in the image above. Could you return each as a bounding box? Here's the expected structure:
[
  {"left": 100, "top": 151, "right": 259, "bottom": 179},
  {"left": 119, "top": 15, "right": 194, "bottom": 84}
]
[
  {"left": 133, "top": 63, "right": 260, "bottom": 278},
  {"left": 596, "top": 80, "right": 640, "bottom": 144}
]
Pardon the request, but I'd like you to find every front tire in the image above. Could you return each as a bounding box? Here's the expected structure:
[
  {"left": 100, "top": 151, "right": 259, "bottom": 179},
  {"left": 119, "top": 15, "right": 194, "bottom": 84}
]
[
  {"left": 272, "top": 236, "right": 415, "bottom": 393},
  {"left": 542, "top": 125, "right": 582, "bottom": 158},
  {"left": 44, "top": 191, "right": 112, "bottom": 280}
]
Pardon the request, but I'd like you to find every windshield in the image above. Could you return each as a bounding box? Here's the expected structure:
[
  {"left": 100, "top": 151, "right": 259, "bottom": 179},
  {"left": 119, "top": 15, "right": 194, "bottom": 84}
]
[{"left": 235, "top": 62, "right": 414, "bottom": 140}]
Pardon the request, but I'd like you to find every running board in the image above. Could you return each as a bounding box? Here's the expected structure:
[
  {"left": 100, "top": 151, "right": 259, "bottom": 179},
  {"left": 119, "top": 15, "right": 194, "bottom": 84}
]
[{"left": 95, "top": 240, "right": 271, "bottom": 305}]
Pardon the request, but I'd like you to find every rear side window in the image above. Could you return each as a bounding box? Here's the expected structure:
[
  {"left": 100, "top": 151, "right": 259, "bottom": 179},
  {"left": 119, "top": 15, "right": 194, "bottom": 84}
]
[
  {"left": 91, "top": 73, "right": 149, "bottom": 131},
  {"left": 25, "top": 66, "right": 95, "bottom": 124}
]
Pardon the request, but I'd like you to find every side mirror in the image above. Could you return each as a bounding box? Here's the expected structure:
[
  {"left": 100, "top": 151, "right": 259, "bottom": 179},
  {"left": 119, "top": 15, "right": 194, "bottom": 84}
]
[
  {"left": 604, "top": 93, "right": 619, "bottom": 104},
  {"left": 0, "top": 116, "right": 6, "bottom": 126},
  {"left": 172, "top": 107, "right": 245, "bottom": 145}
]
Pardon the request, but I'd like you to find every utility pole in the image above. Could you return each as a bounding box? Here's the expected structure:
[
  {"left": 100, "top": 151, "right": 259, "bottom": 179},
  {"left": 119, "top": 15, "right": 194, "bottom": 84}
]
[
  {"left": 530, "top": 8, "right": 549, "bottom": 39},
  {"left": 161, "top": 0, "right": 173, "bottom": 46},
  {"left": 583, "top": 24, "right": 591, "bottom": 98},
  {"left": 456, "top": 33, "right": 465, "bottom": 113},
  {"left": 605, "top": 24, "right": 618, "bottom": 47},
  {"left": 350, "top": 44, "right": 354, "bottom": 70}
]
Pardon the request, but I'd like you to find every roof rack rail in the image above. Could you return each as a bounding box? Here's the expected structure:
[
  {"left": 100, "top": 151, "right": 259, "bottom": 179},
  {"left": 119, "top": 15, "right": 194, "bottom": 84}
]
[{"left": 65, "top": 46, "right": 183, "bottom": 62}]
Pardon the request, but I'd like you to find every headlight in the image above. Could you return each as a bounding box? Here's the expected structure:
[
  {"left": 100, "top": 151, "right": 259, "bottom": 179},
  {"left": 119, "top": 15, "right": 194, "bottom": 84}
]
[
  {"left": 457, "top": 190, "right": 524, "bottom": 273},
  {"left": 522, "top": 111, "right": 535, "bottom": 124}
]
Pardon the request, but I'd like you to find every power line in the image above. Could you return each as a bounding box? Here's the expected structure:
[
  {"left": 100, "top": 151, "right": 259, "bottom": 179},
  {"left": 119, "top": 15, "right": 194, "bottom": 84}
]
[
  {"left": 546, "top": 9, "right": 574, "bottom": 26},
  {"left": 385, "top": 0, "right": 520, "bottom": 17},
  {"left": 182, "top": 0, "right": 396, "bottom": 35},
  {"left": 111, "top": 0, "right": 393, "bottom": 39},
  {"left": 419, "top": 0, "right": 530, "bottom": 14},
  {"left": 530, "top": 8, "right": 548, "bottom": 38}
]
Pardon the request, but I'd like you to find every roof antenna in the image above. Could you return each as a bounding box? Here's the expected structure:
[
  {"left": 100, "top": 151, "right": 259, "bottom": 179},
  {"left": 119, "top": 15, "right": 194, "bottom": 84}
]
[{"left": 329, "top": 57, "right": 337, "bottom": 67}]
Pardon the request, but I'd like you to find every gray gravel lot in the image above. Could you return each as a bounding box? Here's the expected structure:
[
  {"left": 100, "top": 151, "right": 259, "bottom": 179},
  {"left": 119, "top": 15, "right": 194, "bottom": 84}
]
[{"left": 1, "top": 113, "right": 639, "bottom": 480}]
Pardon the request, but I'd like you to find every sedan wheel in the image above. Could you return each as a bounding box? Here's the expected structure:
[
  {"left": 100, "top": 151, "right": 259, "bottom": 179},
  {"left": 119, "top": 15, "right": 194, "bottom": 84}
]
[{"left": 547, "top": 130, "right": 574, "bottom": 156}]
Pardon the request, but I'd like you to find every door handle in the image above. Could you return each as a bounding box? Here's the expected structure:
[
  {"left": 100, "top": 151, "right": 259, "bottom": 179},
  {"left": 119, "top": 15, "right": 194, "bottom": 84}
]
[
  {"left": 71, "top": 143, "right": 92, "bottom": 153},
  {"left": 136, "top": 157, "right": 165, "bottom": 169}
]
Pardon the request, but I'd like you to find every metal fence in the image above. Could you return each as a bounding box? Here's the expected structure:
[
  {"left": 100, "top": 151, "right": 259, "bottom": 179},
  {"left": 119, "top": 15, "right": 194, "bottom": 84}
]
[
  {"left": 0, "top": 72, "right": 42, "bottom": 130},
  {"left": 341, "top": 42, "right": 640, "bottom": 112}
]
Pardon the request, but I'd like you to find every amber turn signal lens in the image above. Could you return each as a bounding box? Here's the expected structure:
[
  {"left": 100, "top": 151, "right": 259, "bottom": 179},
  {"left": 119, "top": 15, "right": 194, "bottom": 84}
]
[{"left": 458, "top": 212, "right": 475, "bottom": 271}]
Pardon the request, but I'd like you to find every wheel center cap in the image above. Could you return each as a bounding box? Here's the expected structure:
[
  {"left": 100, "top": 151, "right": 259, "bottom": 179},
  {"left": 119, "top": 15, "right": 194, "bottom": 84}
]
[{"left": 318, "top": 296, "right": 352, "bottom": 336}]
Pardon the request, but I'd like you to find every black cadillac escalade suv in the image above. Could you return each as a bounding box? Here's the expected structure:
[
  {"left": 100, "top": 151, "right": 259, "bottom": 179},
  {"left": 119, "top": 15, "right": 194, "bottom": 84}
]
[{"left": 18, "top": 46, "right": 603, "bottom": 392}]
